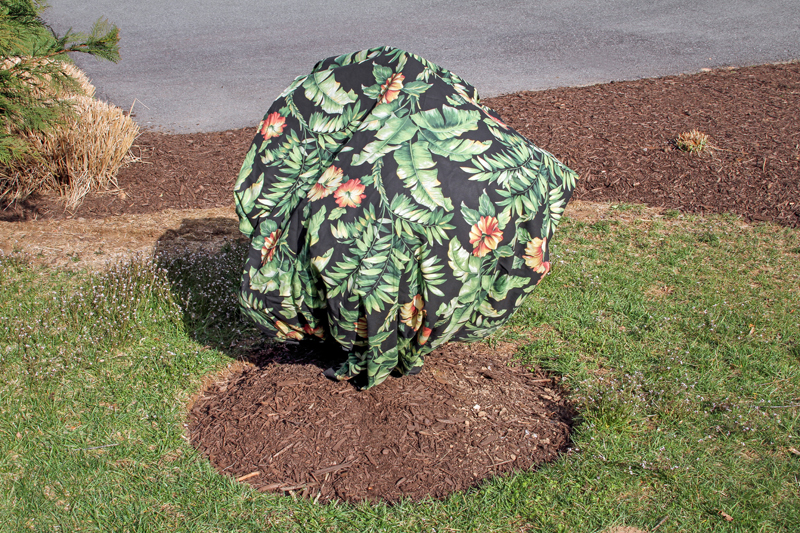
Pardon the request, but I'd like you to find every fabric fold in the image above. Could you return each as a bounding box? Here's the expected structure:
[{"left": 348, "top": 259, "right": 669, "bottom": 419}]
[{"left": 234, "top": 46, "right": 578, "bottom": 389}]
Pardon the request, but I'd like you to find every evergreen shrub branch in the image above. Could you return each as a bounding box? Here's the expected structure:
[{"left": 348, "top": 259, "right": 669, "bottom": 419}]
[{"left": 0, "top": 0, "right": 120, "bottom": 167}]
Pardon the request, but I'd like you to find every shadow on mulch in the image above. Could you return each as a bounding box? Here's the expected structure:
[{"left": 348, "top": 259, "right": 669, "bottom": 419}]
[
  {"left": 154, "top": 216, "right": 244, "bottom": 258},
  {"left": 187, "top": 340, "right": 574, "bottom": 504}
]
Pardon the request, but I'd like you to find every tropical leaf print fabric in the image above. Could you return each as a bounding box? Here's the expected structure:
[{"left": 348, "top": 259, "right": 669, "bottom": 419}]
[{"left": 234, "top": 46, "right": 578, "bottom": 389}]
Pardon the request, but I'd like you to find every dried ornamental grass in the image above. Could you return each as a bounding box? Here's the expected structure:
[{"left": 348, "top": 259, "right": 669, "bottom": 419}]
[
  {"left": 0, "top": 57, "right": 95, "bottom": 99},
  {"left": 48, "top": 94, "right": 139, "bottom": 209},
  {"left": 54, "top": 61, "right": 96, "bottom": 98},
  {"left": 0, "top": 60, "right": 139, "bottom": 209},
  {"left": 675, "top": 129, "right": 709, "bottom": 154}
]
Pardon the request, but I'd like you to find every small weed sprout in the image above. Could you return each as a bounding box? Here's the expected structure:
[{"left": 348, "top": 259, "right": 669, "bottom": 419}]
[{"left": 676, "top": 129, "right": 710, "bottom": 154}]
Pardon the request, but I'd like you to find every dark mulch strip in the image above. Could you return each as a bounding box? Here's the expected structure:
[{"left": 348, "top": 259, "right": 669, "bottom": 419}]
[
  {"left": 484, "top": 62, "right": 800, "bottom": 227},
  {"left": 1, "top": 129, "right": 250, "bottom": 221},
  {"left": 2, "top": 62, "right": 798, "bottom": 226},
  {"left": 188, "top": 341, "right": 573, "bottom": 503}
]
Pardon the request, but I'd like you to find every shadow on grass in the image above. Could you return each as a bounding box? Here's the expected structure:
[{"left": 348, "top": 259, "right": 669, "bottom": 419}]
[
  {"left": 150, "top": 216, "right": 579, "bottom": 393},
  {"left": 152, "top": 216, "right": 347, "bottom": 376}
]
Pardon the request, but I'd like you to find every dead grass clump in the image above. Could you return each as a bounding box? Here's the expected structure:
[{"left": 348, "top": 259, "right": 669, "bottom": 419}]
[
  {"left": 675, "top": 129, "right": 709, "bottom": 154},
  {"left": 0, "top": 60, "right": 139, "bottom": 209},
  {"left": 1, "top": 57, "right": 95, "bottom": 99},
  {"left": 643, "top": 283, "right": 675, "bottom": 300}
]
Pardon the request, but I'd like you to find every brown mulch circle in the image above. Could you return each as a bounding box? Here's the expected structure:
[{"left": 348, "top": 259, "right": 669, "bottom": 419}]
[
  {"left": 2, "top": 61, "right": 798, "bottom": 226},
  {"left": 188, "top": 339, "right": 573, "bottom": 503}
]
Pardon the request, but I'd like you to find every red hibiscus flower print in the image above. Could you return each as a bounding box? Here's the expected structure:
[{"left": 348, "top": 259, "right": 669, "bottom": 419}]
[
  {"left": 355, "top": 316, "right": 368, "bottom": 338},
  {"left": 308, "top": 165, "right": 344, "bottom": 201},
  {"left": 334, "top": 178, "right": 367, "bottom": 208},
  {"left": 303, "top": 324, "right": 326, "bottom": 339},
  {"left": 378, "top": 73, "right": 404, "bottom": 104},
  {"left": 261, "top": 229, "right": 282, "bottom": 264},
  {"left": 523, "top": 237, "right": 549, "bottom": 273},
  {"left": 400, "top": 294, "right": 425, "bottom": 331},
  {"left": 417, "top": 326, "right": 432, "bottom": 346},
  {"left": 534, "top": 261, "right": 551, "bottom": 283},
  {"left": 258, "top": 112, "right": 286, "bottom": 140},
  {"left": 469, "top": 216, "right": 503, "bottom": 257},
  {"left": 275, "top": 320, "right": 303, "bottom": 340}
]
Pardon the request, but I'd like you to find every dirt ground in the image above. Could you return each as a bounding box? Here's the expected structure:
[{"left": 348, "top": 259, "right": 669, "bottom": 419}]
[
  {"left": 0, "top": 199, "right": 645, "bottom": 270},
  {"left": 2, "top": 61, "right": 797, "bottom": 504}
]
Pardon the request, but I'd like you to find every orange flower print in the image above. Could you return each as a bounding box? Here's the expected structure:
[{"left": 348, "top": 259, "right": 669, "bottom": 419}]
[
  {"left": 308, "top": 165, "right": 344, "bottom": 201},
  {"left": 469, "top": 216, "right": 503, "bottom": 257},
  {"left": 275, "top": 320, "right": 303, "bottom": 340},
  {"left": 400, "top": 294, "right": 425, "bottom": 331},
  {"left": 378, "top": 73, "right": 404, "bottom": 104},
  {"left": 261, "top": 229, "right": 282, "bottom": 264},
  {"left": 417, "top": 326, "right": 432, "bottom": 346},
  {"left": 258, "top": 112, "right": 286, "bottom": 140},
  {"left": 534, "top": 261, "right": 551, "bottom": 284},
  {"left": 334, "top": 178, "right": 367, "bottom": 208},
  {"left": 303, "top": 324, "right": 326, "bottom": 339},
  {"left": 355, "top": 316, "right": 368, "bottom": 338},
  {"left": 523, "top": 237, "right": 548, "bottom": 273}
]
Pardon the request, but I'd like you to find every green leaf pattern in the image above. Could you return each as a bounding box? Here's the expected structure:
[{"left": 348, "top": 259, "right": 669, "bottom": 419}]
[{"left": 234, "top": 47, "right": 578, "bottom": 389}]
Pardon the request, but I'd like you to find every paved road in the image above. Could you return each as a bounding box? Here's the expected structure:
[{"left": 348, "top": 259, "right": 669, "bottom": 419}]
[{"left": 45, "top": 1, "right": 800, "bottom": 133}]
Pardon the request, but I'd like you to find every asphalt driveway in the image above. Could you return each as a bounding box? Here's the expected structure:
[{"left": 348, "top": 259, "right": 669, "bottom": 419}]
[{"left": 45, "top": 1, "right": 800, "bottom": 133}]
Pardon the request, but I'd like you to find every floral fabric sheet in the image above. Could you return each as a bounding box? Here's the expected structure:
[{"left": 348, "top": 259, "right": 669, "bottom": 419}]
[{"left": 234, "top": 46, "right": 578, "bottom": 389}]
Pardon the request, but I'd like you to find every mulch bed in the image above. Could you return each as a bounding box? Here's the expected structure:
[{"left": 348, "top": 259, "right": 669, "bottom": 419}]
[
  {"left": 484, "top": 62, "right": 800, "bottom": 227},
  {"left": 2, "top": 61, "right": 798, "bottom": 226},
  {"left": 6, "top": 61, "right": 797, "bottom": 503},
  {"left": 189, "top": 340, "right": 573, "bottom": 503}
]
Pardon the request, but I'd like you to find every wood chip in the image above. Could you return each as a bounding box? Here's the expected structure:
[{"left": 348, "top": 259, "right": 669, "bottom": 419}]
[
  {"left": 236, "top": 471, "right": 260, "bottom": 482},
  {"left": 312, "top": 461, "right": 354, "bottom": 477}
]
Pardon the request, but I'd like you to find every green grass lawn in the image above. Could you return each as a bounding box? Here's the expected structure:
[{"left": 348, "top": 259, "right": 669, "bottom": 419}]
[{"left": 1, "top": 206, "right": 798, "bottom": 532}]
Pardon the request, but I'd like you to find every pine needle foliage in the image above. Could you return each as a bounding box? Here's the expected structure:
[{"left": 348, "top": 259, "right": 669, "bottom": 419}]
[{"left": 0, "top": 0, "right": 120, "bottom": 166}]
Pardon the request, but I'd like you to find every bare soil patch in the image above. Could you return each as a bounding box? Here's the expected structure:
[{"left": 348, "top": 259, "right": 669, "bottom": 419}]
[
  {"left": 0, "top": 199, "right": 657, "bottom": 270},
  {"left": 189, "top": 339, "right": 573, "bottom": 503},
  {"left": 0, "top": 206, "right": 243, "bottom": 270}
]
